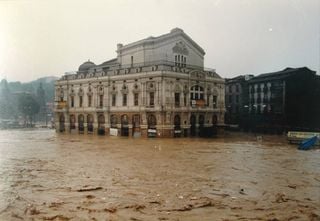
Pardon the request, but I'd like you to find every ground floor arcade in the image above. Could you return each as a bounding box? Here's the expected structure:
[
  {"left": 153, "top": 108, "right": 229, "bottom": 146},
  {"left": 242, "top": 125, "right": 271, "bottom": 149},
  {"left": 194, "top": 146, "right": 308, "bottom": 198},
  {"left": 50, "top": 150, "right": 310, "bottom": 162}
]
[{"left": 55, "top": 111, "right": 223, "bottom": 138}]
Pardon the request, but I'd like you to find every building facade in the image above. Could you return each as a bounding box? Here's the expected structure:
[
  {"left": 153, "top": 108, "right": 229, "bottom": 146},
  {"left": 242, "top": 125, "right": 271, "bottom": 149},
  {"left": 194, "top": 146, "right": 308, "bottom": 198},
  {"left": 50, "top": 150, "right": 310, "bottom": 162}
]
[
  {"left": 247, "top": 67, "right": 319, "bottom": 132},
  {"left": 54, "top": 28, "right": 226, "bottom": 137},
  {"left": 225, "top": 75, "right": 253, "bottom": 127}
]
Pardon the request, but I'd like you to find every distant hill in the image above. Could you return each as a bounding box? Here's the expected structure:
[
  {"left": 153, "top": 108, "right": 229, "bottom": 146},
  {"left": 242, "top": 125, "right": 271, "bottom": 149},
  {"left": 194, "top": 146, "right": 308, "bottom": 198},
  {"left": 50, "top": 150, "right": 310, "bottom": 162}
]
[
  {"left": 0, "top": 76, "right": 58, "bottom": 120},
  {"left": 7, "top": 76, "right": 58, "bottom": 103}
]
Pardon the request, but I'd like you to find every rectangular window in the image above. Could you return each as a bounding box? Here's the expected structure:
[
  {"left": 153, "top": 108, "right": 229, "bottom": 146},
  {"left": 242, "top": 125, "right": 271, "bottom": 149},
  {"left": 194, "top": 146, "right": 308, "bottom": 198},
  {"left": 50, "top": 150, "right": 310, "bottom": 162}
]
[
  {"left": 71, "top": 96, "right": 74, "bottom": 107},
  {"left": 131, "top": 56, "right": 133, "bottom": 67},
  {"left": 181, "top": 55, "right": 184, "bottom": 67},
  {"left": 99, "top": 95, "right": 103, "bottom": 107},
  {"left": 213, "top": 96, "right": 217, "bottom": 108},
  {"left": 134, "top": 93, "right": 139, "bottom": 106},
  {"left": 175, "top": 93, "right": 180, "bottom": 107},
  {"left": 79, "top": 96, "right": 83, "bottom": 107},
  {"left": 207, "top": 95, "right": 210, "bottom": 106},
  {"left": 236, "top": 95, "right": 239, "bottom": 103},
  {"left": 112, "top": 94, "right": 116, "bottom": 106},
  {"left": 60, "top": 97, "right": 63, "bottom": 102},
  {"left": 184, "top": 93, "right": 187, "bottom": 106},
  {"left": 149, "top": 92, "right": 154, "bottom": 106},
  {"left": 88, "top": 95, "right": 92, "bottom": 107},
  {"left": 229, "top": 95, "right": 232, "bottom": 103},
  {"left": 236, "top": 85, "right": 239, "bottom": 92},
  {"left": 123, "top": 94, "right": 127, "bottom": 106}
]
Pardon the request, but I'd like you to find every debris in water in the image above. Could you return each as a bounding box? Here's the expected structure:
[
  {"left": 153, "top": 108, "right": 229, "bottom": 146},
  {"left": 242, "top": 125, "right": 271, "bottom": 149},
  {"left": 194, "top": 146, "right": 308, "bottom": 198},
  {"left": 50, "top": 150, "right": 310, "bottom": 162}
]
[
  {"left": 287, "top": 184, "right": 297, "bottom": 189},
  {"left": 104, "top": 207, "right": 117, "bottom": 213},
  {"left": 239, "top": 188, "right": 246, "bottom": 195},
  {"left": 275, "top": 193, "right": 288, "bottom": 203},
  {"left": 77, "top": 186, "right": 103, "bottom": 192}
]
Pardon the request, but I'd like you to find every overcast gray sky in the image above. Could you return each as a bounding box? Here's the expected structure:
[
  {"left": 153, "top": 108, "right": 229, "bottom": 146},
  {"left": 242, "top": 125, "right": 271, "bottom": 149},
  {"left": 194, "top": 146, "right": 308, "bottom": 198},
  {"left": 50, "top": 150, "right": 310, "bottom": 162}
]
[{"left": 0, "top": 0, "right": 319, "bottom": 82}]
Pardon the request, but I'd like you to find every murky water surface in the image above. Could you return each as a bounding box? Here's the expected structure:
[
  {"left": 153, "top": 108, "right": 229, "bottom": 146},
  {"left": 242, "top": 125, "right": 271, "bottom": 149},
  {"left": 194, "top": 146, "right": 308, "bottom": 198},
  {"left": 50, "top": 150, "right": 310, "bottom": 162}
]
[{"left": 0, "top": 129, "right": 319, "bottom": 221}]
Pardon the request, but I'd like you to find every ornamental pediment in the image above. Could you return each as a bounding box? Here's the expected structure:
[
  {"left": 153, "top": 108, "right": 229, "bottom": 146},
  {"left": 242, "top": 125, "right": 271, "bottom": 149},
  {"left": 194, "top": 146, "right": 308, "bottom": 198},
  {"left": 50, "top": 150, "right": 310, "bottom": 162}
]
[
  {"left": 174, "top": 84, "right": 182, "bottom": 93},
  {"left": 172, "top": 41, "right": 189, "bottom": 55},
  {"left": 121, "top": 84, "right": 129, "bottom": 94},
  {"left": 78, "top": 88, "right": 84, "bottom": 96},
  {"left": 146, "top": 82, "right": 156, "bottom": 92},
  {"left": 132, "top": 83, "right": 141, "bottom": 93},
  {"left": 189, "top": 70, "right": 206, "bottom": 79}
]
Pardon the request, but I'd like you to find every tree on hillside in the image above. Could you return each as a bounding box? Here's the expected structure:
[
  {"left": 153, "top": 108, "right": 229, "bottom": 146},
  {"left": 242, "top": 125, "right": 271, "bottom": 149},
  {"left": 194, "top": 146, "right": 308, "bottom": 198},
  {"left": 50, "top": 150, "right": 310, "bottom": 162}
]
[
  {"left": 0, "top": 79, "right": 15, "bottom": 119},
  {"left": 18, "top": 93, "right": 40, "bottom": 127}
]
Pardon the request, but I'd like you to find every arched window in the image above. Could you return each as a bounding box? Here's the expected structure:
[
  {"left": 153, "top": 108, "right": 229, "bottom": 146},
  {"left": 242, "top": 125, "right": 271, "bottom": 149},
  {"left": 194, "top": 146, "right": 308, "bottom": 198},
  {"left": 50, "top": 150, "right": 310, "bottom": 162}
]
[
  {"left": 190, "top": 85, "right": 204, "bottom": 100},
  {"left": 148, "top": 114, "right": 157, "bottom": 129},
  {"left": 110, "top": 115, "right": 118, "bottom": 128},
  {"left": 87, "top": 114, "right": 94, "bottom": 132},
  {"left": 78, "top": 114, "right": 84, "bottom": 132},
  {"left": 70, "top": 115, "right": 76, "bottom": 130}
]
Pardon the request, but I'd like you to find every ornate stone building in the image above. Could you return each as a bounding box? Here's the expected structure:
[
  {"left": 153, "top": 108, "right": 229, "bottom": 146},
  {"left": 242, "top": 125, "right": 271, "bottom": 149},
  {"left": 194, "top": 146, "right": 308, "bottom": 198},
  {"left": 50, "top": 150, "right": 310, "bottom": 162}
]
[{"left": 54, "top": 28, "right": 225, "bottom": 137}]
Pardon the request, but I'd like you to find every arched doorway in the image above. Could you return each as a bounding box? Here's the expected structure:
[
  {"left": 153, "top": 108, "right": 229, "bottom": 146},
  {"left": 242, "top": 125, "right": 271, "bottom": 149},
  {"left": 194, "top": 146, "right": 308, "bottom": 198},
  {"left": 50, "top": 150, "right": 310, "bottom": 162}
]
[
  {"left": 59, "top": 114, "right": 65, "bottom": 132},
  {"left": 98, "top": 114, "right": 105, "bottom": 135},
  {"left": 212, "top": 114, "right": 218, "bottom": 136},
  {"left": 121, "top": 115, "right": 129, "bottom": 136},
  {"left": 174, "top": 115, "right": 181, "bottom": 137},
  {"left": 132, "top": 114, "right": 141, "bottom": 137},
  {"left": 212, "top": 115, "right": 218, "bottom": 125},
  {"left": 87, "top": 114, "right": 94, "bottom": 133},
  {"left": 190, "top": 114, "right": 196, "bottom": 136},
  {"left": 110, "top": 115, "right": 118, "bottom": 136},
  {"left": 70, "top": 115, "right": 76, "bottom": 130},
  {"left": 78, "top": 114, "right": 84, "bottom": 133},
  {"left": 199, "top": 115, "right": 205, "bottom": 137},
  {"left": 147, "top": 114, "right": 157, "bottom": 137}
]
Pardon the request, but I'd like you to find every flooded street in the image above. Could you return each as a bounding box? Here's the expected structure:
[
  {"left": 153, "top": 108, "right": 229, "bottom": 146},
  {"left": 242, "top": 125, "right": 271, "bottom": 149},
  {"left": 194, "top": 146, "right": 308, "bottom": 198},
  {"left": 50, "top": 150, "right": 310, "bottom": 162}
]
[{"left": 0, "top": 129, "right": 319, "bottom": 221}]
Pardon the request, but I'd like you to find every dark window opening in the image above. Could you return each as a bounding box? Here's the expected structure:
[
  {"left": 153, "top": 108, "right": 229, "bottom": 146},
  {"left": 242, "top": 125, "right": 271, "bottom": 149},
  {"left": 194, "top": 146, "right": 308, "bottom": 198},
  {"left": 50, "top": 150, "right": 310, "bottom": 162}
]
[
  {"left": 175, "top": 93, "right": 180, "bottom": 107},
  {"left": 123, "top": 94, "right": 127, "bottom": 106},
  {"left": 99, "top": 95, "right": 103, "bottom": 107},
  {"left": 79, "top": 96, "right": 83, "bottom": 107},
  {"left": 112, "top": 94, "right": 116, "bottom": 106},
  {"left": 71, "top": 96, "right": 74, "bottom": 108},
  {"left": 134, "top": 93, "right": 139, "bottom": 106},
  {"left": 149, "top": 92, "right": 154, "bottom": 106}
]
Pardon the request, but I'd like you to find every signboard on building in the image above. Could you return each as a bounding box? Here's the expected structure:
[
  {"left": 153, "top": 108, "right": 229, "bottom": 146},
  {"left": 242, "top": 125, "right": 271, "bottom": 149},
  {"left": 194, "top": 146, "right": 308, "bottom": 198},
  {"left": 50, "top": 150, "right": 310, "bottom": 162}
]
[{"left": 57, "top": 101, "right": 66, "bottom": 109}]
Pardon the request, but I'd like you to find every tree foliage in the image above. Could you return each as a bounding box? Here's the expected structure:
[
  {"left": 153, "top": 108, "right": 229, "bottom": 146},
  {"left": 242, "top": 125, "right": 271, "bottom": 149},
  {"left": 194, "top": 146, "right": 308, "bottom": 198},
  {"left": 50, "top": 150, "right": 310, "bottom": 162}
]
[{"left": 18, "top": 93, "right": 40, "bottom": 126}]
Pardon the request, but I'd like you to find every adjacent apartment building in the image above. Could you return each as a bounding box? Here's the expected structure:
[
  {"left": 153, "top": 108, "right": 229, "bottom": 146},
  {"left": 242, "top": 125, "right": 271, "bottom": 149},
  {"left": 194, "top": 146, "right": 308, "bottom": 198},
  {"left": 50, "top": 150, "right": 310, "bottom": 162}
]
[
  {"left": 54, "top": 28, "right": 226, "bottom": 137},
  {"left": 225, "top": 67, "right": 320, "bottom": 133}
]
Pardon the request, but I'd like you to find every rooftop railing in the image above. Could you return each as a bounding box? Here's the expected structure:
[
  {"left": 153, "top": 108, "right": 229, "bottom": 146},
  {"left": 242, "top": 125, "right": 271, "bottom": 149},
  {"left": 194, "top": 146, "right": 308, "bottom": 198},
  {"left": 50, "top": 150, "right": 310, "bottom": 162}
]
[{"left": 60, "top": 60, "right": 218, "bottom": 81}]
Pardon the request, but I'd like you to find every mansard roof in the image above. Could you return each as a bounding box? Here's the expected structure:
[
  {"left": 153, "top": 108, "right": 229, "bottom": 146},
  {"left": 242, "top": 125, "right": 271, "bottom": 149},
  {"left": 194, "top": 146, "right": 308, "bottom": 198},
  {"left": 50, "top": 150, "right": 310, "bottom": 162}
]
[{"left": 118, "top": 28, "right": 205, "bottom": 56}]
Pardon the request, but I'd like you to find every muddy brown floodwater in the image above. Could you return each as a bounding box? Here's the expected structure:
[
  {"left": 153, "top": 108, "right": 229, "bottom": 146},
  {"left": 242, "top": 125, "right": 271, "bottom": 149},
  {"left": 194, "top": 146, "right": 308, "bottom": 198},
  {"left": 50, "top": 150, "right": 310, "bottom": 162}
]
[{"left": 0, "top": 129, "right": 319, "bottom": 221}]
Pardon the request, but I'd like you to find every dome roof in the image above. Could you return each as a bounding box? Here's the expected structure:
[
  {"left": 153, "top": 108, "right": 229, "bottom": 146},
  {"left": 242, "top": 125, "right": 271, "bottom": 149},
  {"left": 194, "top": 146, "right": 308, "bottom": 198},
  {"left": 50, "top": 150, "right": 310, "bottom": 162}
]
[{"left": 78, "top": 60, "right": 96, "bottom": 71}]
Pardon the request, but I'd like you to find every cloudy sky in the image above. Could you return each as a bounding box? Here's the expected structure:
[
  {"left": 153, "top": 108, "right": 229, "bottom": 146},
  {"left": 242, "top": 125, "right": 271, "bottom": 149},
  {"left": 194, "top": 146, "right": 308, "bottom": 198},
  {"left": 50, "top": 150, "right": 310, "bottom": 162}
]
[{"left": 0, "top": 0, "right": 319, "bottom": 82}]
